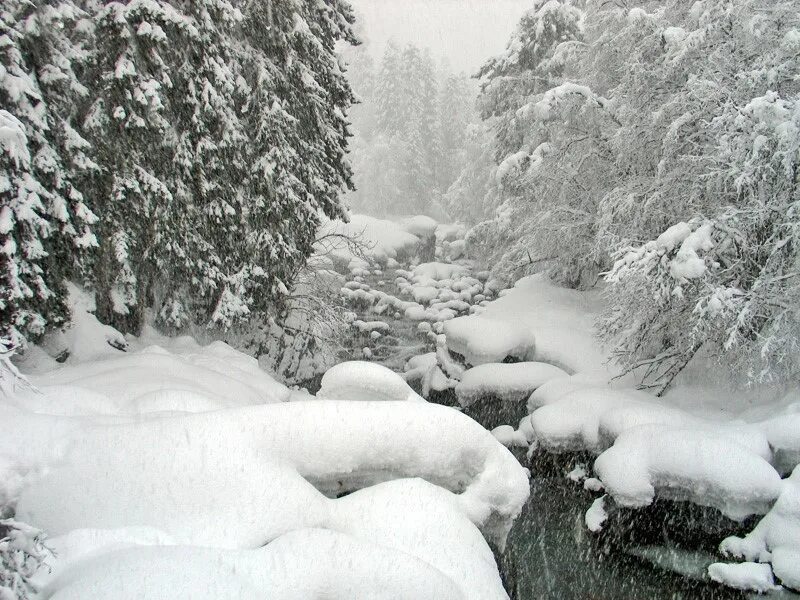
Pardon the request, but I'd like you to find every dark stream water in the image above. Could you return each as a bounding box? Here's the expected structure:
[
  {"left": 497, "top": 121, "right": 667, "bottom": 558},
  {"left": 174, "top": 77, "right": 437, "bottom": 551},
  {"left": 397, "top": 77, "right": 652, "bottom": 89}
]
[{"left": 325, "top": 263, "right": 795, "bottom": 600}]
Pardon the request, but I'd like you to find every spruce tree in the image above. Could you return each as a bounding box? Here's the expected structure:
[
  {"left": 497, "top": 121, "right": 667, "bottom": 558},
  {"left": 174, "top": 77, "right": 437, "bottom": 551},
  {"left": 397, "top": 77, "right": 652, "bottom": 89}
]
[{"left": 0, "top": 1, "right": 96, "bottom": 346}]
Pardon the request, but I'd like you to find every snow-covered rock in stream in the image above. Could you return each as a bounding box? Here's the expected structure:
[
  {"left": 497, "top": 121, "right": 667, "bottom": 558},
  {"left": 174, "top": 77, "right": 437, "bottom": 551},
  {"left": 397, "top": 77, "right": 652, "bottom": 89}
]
[
  {"left": 455, "top": 362, "right": 569, "bottom": 407},
  {"left": 754, "top": 411, "right": 800, "bottom": 476},
  {"left": 594, "top": 425, "right": 781, "bottom": 521},
  {"left": 320, "top": 214, "right": 425, "bottom": 268},
  {"left": 707, "top": 562, "right": 778, "bottom": 593},
  {"left": 318, "top": 361, "right": 425, "bottom": 402},
  {"left": 443, "top": 316, "right": 536, "bottom": 366},
  {"left": 719, "top": 465, "right": 800, "bottom": 591},
  {"left": 527, "top": 388, "right": 653, "bottom": 452}
]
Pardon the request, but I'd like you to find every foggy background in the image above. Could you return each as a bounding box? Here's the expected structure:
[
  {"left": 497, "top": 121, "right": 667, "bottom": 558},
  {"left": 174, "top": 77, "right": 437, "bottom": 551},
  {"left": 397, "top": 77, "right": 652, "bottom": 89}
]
[{"left": 348, "top": 0, "right": 531, "bottom": 72}]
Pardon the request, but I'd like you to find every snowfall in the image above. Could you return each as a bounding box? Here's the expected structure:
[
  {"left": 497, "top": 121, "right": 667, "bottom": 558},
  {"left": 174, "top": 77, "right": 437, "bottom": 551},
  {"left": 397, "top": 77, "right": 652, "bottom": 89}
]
[{"left": 2, "top": 215, "right": 799, "bottom": 598}]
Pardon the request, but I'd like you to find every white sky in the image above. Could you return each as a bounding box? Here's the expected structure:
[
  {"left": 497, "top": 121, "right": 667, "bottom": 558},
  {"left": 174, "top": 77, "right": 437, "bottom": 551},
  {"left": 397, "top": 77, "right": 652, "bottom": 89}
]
[{"left": 347, "top": 0, "right": 532, "bottom": 74}]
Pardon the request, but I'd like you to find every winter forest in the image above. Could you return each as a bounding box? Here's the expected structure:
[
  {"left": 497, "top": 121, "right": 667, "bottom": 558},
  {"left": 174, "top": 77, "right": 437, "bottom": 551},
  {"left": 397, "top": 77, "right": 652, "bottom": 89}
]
[{"left": 1, "top": 0, "right": 800, "bottom": 598}]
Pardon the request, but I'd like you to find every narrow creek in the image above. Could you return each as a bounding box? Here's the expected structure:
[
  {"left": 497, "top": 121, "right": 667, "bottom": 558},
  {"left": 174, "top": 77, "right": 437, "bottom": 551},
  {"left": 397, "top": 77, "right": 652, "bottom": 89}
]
[{"left": 319, "top": 257, "right": 764, "bottom": 600}]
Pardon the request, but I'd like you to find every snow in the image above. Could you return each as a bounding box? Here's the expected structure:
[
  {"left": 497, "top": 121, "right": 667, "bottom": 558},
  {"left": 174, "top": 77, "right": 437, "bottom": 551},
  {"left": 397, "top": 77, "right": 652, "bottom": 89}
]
[
  {"left": 0, "top": 110, "right": 31, "bottom": 168},
  {"left": 321, "top": 214, "right": 423, "bottom": 267},
  {"left": 528, "top": 387, "right": 652, "bottom": 452},
  {"left": 455, "top": 362, "right": 568, "bottom": 407},
  {"left": 527, "top": 375, "right": 607, "bottom": 411},
  {"left": 453, "top": 274, "right": 615, "bottom": 377},
  {"left": 755, "top": 411, "right": 800, "bottom": 476},
  {"left": 719, "top": 465, "right": 800, "bottom": 590},
  {"left": 412, "top": 262, "right": 469, "bottom": 282},
  {"left": 46, "top": 528, "right": 467, "bottom": 600},
  {"left": 773, "top": 548, "right": 800, "bottom": 591},
  {"left": 3, "top": 301, "right": 531, "bottom": 600},
  {"left": 412, "top": 285, "right": 440, "bottom": 304},
  {"left": 17, "top": 340, "right": 292, "bottom": 417},
  {"left": 318, "top": 361, "right": 424, "bottom": 402},
  {"left": 491, "top": 425, "right": 529, "bottom": 448},
  {"left": 585, "top": 495, "right": 608, "bottom": 533},
  {"left": 707, "top": 562, "right": 777, "bottom": 593},
  {"left": 400, "top": 214, "right": 438, "bottom": 238},
  {"left": 594, "top": 425, "right": 782, "bottom": 521},
  {"left": 443, "top": 316, "right": 536, "bottom": 366},
  {"left": 669, "top": 221, "right": 714, "bottom": 281},
  {"left": 9, "top": 398, "right": 529, "bottom": 545}
]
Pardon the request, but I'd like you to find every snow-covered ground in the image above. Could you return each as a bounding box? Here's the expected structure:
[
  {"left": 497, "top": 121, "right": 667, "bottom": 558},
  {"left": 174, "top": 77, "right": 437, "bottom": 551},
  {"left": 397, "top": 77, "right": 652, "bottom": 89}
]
[{"left": 2, "top": 282, "right": 528, "bottom": 599}]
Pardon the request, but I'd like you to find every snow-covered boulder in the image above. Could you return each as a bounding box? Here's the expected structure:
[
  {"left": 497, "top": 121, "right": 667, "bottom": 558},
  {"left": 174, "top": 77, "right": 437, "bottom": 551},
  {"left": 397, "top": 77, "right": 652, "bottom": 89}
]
[
  {"left": 707, "top": 562, "right": 777, "bottom": 593},
  {"left": 528, "top": 388, "right": 651, "bottom": 453},
  {"left": 401, "top": 215, "right": 438, "bottom": 238},
  {"left": 321, "top": 214, "right": 422, "bottom": 267},
  {"left": 318, "top": 361, "right": 424, "bottom": 403},
  {"left": 755, "top": 412, "right": 800, "bottom": 476},
  {"left": 412, "top": 262, "right": 469, "bottom": 282},
  {"left": 594, "top": 425, "right": 782, "bottom": 521},
  {"left": 526, "top": 375, "right": 606, "bottom": 412},
  {"left": 443, "top": 316, "right": 536, "bottom": 366},
  {"left": 46, "top": 528, "right": 468, "bottom": 600},
  {"left": 455, "top": 362, "right": 569, "bottom": 407},
  {"left": 720, "top": 465, "right": 800, "bottom": 590}
]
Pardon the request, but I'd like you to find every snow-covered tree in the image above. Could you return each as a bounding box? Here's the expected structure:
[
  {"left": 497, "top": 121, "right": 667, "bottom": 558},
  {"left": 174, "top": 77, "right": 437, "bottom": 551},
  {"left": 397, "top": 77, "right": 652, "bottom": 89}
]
[
  {"left": 0, "top": 2, "right": 97, "bottom": 346},
  {"left": 478, "top": 0, "right": 800, "bottom": 389},
  {"left": 231, "top": 0, "right": 357, "bottom": 329},
  {"left": 0, "top": 519, "right": 50, "bottom": 600}
]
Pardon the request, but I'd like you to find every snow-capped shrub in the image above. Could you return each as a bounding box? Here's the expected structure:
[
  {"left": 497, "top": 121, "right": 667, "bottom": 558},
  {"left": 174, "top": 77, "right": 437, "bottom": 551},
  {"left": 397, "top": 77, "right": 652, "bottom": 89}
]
[{"left": 0, "top": 519, "right": 51, "bottom": 600}]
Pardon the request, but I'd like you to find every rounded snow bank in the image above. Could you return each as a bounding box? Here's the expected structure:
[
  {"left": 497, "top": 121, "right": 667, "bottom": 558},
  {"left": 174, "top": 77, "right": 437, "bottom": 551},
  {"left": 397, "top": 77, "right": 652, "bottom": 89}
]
[
  {"left": 443, "top": 315, "right": 536, "bottom": 366},
  {"left": 720, "top": 465, "right": 800, "bottom": 591},
  {"left": 25, "top": 340, "right": 292, "bottom": 416},
  {"left": 707, "top": 562, "right": 777, "bottom": 593},
  {"left": 320, "top": 214, "right": 422, "bottom": 267},
  {"left": 401, "top": 215, "right": 439, "bottom": 238},
  {"left": 48, "top": 528, "right": 466, "bottom": 600},
  {"left": 528, "top": 388, "right": 652, "bottom": 452},
  {"left": 594, "top": 425, "right": 782, "bottom": 521},
  {"left": 318, "top": 361, "right": 424, "bottom": 402},
  {"left": 16, "top": 401, "right": 529, "bottom": 550},
  {"left": 456, "top": 362, "right": 568, "bottom": 407}
]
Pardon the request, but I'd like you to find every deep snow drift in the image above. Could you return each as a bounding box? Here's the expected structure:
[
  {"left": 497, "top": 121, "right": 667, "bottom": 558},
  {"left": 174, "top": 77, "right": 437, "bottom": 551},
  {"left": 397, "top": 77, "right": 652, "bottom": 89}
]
[{"left": 2, "top": 291, "right": 529, "bottom": 600}]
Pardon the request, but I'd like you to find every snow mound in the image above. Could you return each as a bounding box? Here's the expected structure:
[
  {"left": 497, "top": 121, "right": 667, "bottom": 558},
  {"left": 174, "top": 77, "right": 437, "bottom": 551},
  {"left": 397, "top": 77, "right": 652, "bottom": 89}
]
[
  {"left": 318, "top": 361, "right": 424, "bottom": 402},
  {"left": 527, "top": 376, "right": 606, "bottom": 411},
  {"left": 462, "top": 274, "right": 616, "bottom": 377},
  {"left": 22, "top": 341, "right": 290, "bottom": 416},
  {"left": 401, "top": 215, "right": 439, "bottom": 238},
  {"left": 755, "top": 411, "right": 800, "bottom": 476},
  {"left": 528, "top": 388, "right": 652, "bottom": 452},
  {"left": 47, "top": 528, "right": 467, "bottom": 600},
  {"left": 455, "top": 362, "right": 569, "bottom": 407},
  {"left": 40, "top": 283, "right": 128, "bottom": 364},
  {"left": 585, "top": 496, "right": 608, "bottom": 533},
  {"left": 707, "top": 562, "right": 777, "bottom": 593},
  {"left": 321, "top": 214, "right": 422, "bottom": 267},
  {"left": 594, "top": 425, "right": 782, "bottom": 521},
  {"left": 15, "top": 401, "right": 529, "bottom": 550},
  {"left": 720, "top": 465, "right": 800, "bottom": 590},
  {"left": 443, "top": 316, "right": 536, "bottom": 366},
  {"left": 413, "top": 262, "right": 468, "bottom": 282}
]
